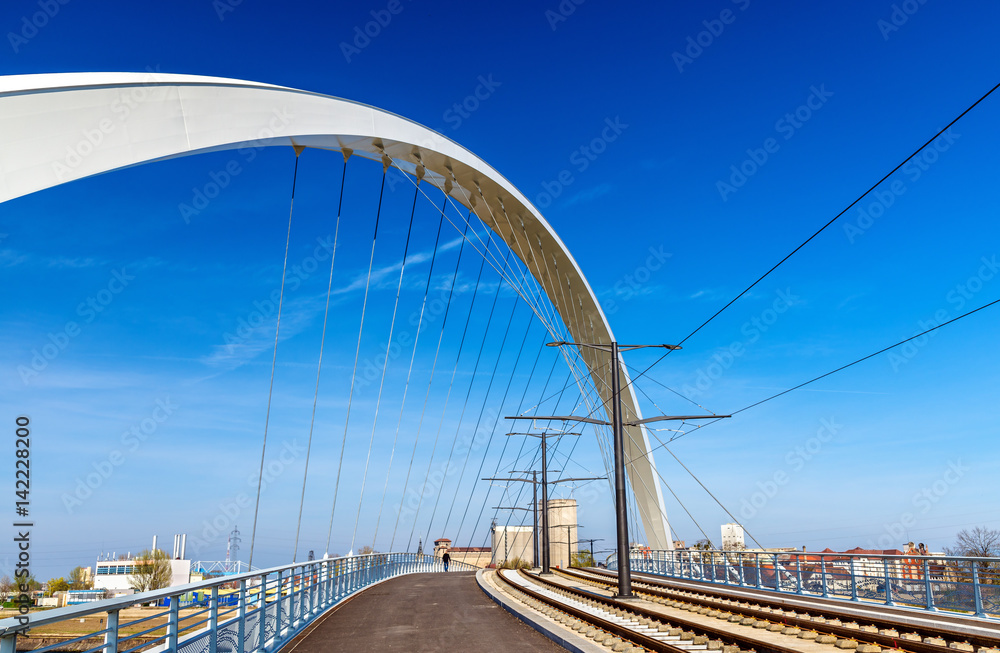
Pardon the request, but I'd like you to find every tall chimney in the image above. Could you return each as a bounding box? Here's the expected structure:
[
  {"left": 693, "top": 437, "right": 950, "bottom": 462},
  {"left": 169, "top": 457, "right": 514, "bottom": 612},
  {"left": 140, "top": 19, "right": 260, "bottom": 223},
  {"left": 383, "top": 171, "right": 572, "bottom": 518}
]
[
  {"left": 152, "top": 535, "right": 158, "bottom": 553},
  {"left": 180, "top": 534, "right": 187, "bottom": 559}
]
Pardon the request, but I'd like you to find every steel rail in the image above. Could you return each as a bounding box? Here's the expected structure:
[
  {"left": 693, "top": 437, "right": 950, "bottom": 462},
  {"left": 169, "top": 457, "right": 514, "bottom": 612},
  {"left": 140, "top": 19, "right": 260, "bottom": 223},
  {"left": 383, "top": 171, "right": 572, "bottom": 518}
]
[
  {"left": 496, "top": 569, "right": 685, "bottom": 653},
  {"left": 504, "top": 568, "right": 811, "bottom": 653},
  {"left": 569, "top": 567, "right": 1000, "bottom": 652}
]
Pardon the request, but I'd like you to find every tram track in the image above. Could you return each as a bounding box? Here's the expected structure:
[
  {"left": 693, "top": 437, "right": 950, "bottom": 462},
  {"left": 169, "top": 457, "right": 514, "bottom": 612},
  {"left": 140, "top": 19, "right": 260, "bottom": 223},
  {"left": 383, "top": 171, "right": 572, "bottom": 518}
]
[
  {"left": 496, "top": 568, "right": 850, "bottom": 653},
  {"left": 554, "top": 567, "right": 1000, "bottom": 653}
]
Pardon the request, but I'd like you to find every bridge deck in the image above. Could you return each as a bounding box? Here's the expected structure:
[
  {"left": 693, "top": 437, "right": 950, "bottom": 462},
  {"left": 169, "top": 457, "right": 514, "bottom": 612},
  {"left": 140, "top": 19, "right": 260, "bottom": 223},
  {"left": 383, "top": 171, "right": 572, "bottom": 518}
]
[{"left": 286, "top": 571, "right": 566, "bottom": 652}]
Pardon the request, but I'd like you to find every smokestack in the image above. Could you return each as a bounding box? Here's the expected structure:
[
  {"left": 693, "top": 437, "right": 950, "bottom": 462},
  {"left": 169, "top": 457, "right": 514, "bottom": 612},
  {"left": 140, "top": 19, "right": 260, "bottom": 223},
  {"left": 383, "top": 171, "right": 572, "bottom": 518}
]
[
  {"left": 173, "top": 534, "right": 179, "bottom": 558},
  {"left": 180, "top": 534, "right": 187, "bottom": 559},
  {"left": 152, "top": 535, "right": 157, "bottom": 553}
]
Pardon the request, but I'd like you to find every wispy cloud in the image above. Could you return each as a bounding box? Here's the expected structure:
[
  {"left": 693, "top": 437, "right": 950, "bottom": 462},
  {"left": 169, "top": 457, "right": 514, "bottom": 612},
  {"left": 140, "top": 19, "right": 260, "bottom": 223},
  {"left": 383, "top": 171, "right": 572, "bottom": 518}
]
[
  {"left": 689, "top": 288, "right": 728, "bottom": 301},
  {"left": 45, "top": 256, "right": 106, "bottom": 269},
  {"left": 562, "top": 182, "right": 613, "bottom": 209},
  {"left": 0, "top": 249, "right": 28, "bottom": 267},
  {"left": 837, "top": 292, "right": 867, "bottom": 310},
  {"left": 199, "top": 295, "right": 324, "bottom": 371}
]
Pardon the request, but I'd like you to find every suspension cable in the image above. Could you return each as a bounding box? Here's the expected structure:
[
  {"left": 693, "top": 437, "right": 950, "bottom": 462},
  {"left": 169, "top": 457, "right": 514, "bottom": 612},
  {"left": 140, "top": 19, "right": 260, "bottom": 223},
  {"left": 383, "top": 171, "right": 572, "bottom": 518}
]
[
  {"left": 326, "top": 164, "right": 387, "bottom": 555},
  {"left": 373, "top": 197, "right": 448, "bottom": 548},
  {"left": 395, "top": 212, "right": 473, "bottom": 551},
  {"left": 441, "top": 300, "right": 520, "bottom": 538},
  {"left": 454, "top": 311, "right": 536, "bottom": 546},
  {"left": 292, "top": 155, "right": 347, "bottom": 562},
  {"left": 350, "top": 181, "right": 421, "bottom": 552},
  {"left": 248, "top": 150, "right": 301, "bottom": 569},
  {"left": 416, "top": 236, "right": 497, "bottom": 546}
]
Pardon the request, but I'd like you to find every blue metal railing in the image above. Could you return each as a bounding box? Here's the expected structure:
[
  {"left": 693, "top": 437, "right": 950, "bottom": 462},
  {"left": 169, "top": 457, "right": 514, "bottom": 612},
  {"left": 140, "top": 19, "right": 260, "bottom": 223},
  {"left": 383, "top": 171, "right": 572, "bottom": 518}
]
[
  {"left": 0, "top": 552, "right": 475, "bottom": 653},
  {"left": 607, "top": 549, "right": 1000, "bottom": 619}
]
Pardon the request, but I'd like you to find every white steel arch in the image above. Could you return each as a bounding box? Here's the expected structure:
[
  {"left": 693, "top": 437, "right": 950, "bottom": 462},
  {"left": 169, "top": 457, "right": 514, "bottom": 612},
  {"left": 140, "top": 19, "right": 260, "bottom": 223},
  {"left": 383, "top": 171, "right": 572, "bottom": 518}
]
[{"left": 0, "top": 72, "right": 674, "bottom": 550}]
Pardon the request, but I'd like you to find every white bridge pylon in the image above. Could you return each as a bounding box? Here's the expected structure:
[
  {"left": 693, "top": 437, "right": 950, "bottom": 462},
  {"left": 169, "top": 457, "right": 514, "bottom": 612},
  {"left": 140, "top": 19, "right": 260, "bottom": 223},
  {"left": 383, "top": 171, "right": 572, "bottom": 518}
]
[{"left": 0, "top": 72, "right": 674, "bottom": 550}]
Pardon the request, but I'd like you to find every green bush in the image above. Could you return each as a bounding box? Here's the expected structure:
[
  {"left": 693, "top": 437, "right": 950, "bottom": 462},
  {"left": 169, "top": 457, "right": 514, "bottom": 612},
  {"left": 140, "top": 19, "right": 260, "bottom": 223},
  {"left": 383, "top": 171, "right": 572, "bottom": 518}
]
[{"left": 498, "top": 557, "right": 531, "bottom": 570}]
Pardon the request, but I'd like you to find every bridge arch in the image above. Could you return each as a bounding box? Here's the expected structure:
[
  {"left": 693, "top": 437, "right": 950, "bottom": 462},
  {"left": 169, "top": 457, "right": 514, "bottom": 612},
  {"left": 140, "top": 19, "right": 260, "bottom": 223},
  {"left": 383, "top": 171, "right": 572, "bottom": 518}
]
[{"left": 0, "top": 71, "right": 673, "bottom": 549}]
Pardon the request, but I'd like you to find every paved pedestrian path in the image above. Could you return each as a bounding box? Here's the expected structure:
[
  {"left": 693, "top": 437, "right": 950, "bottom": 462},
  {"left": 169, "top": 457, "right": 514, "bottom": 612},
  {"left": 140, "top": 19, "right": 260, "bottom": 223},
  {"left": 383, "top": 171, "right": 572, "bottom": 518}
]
[{"left": 284, "top": 571, "right": 567, "bottom": 652}]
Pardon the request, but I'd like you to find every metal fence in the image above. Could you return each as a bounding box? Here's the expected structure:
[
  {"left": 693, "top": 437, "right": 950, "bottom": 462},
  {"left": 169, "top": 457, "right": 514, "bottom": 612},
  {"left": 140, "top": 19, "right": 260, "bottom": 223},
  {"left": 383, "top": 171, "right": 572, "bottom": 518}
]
[
  {"left": 608, "top": 549, "right": 1000, "bottom": 619},
  {"left": 0, "top": 552, "right": 475, "bottom": 653}
]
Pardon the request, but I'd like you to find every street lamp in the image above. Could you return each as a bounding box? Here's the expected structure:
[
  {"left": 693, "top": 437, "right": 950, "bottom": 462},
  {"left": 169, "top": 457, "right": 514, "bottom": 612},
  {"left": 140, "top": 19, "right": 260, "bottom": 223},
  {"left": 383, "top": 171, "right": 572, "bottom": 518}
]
[{"left": 510, "top": 340, "right": 730, "bottom": 599}]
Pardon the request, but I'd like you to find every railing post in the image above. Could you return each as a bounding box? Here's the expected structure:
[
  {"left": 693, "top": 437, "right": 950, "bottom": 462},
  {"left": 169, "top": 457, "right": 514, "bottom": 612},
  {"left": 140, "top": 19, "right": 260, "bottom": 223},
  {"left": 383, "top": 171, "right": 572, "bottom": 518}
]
[
  {"left": 278, "top": 570, "right": 286, "bottom": 644},
  {"left": 850, "top": 557, "right": 859, "bottom": 602},
  {"left": 209, "top": 586, "right": 219, "bottom": 653},
  {"left": 755, "top": 553, "right": 761, "bottom": 589},
  {"left": 738, "top": 555, "right": 745, "bottom": 586},
  {"left": 238, "top": 580, "right": 247, "bottom": 653},
  {"left": 258, "top": 574, "right": 268, "bottom": 653},
  {"left": 104, "top": 609, "right": 119, "bottom": 653},
  {"left": 309, "top": 565, "right": 315, "bottom": 614},
  {"left": 168, "top": 593, "right": 180, "bottom": 652},
  {"left": 296, "top": 568, "right": 305, "bottom": 627},
  {"left": 820, "top": 557, "right": 829, "bottom": 597},
  {"left": 0, "top": 635, "right": 17, "bottom": 653},
  {"left": 709, "top": 552, "right": 716, "bottom": 583},
  {"left": 795, "top": 555, "right": 804, "bottom": 595},
  {"left": 883, "top": 557, "right": 895, "bottom": 606},
  {"left": 774, "top": 554, "right": 781, "bottom": 592},
  {"left": 972, "top": 559, "right": 986, "bottom": 618},
  {"left": 922, "top": 559, "right": 936, "bottom": 612}
]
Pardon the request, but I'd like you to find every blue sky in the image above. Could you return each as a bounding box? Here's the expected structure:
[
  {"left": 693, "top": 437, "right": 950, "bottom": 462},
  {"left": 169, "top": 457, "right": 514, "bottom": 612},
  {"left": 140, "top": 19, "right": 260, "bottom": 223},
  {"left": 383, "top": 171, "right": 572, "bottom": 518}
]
[{"left": 2, "top": 0, "right": 1000, "bottom": 580}]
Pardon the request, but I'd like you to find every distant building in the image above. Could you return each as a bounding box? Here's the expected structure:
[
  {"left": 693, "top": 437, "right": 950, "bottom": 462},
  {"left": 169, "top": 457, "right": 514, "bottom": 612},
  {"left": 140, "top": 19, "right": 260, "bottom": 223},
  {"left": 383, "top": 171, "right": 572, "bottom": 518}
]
[
  {"left": 433, "top": 537, "right": 491, "bottom": 568},
  {"left": 492, "top": 526, "right": 533, "bottom": 566},
  {"left": 94, "top": 557, "right": 192, "bottom": 595},
  {"left": 93, "top": 533, "right": 192, "bottom": 596},
  {"left": 546, "top": 499, "right": 578, "bottom": 569},
  {"left": 721, "top": 523, "right": 745, "bottom": 550}
]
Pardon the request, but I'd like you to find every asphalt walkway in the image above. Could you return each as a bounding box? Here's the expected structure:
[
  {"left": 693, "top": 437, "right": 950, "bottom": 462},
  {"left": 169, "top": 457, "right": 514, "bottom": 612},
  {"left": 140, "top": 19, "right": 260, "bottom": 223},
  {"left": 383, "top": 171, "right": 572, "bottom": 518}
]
[{"left": 284, "top": 571, "right": 566, "bottom": 652}]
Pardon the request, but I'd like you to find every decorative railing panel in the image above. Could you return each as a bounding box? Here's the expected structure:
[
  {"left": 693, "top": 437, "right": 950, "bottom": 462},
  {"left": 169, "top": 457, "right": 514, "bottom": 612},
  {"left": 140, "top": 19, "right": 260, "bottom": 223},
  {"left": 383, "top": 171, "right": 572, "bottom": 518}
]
[
  {"left": 607, "top": 549, "right": 999, "bottom": 619},
  {"left": 0, "top": 553, "right": 475, "bottom": 653}
]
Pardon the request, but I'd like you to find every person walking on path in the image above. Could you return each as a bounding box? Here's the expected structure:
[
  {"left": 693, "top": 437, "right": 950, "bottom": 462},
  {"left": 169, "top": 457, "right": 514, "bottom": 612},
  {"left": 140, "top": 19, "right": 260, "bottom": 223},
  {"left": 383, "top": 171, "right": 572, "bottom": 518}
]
[{"left": 442, "top": 552, "right": 450, "bottom": 572}]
